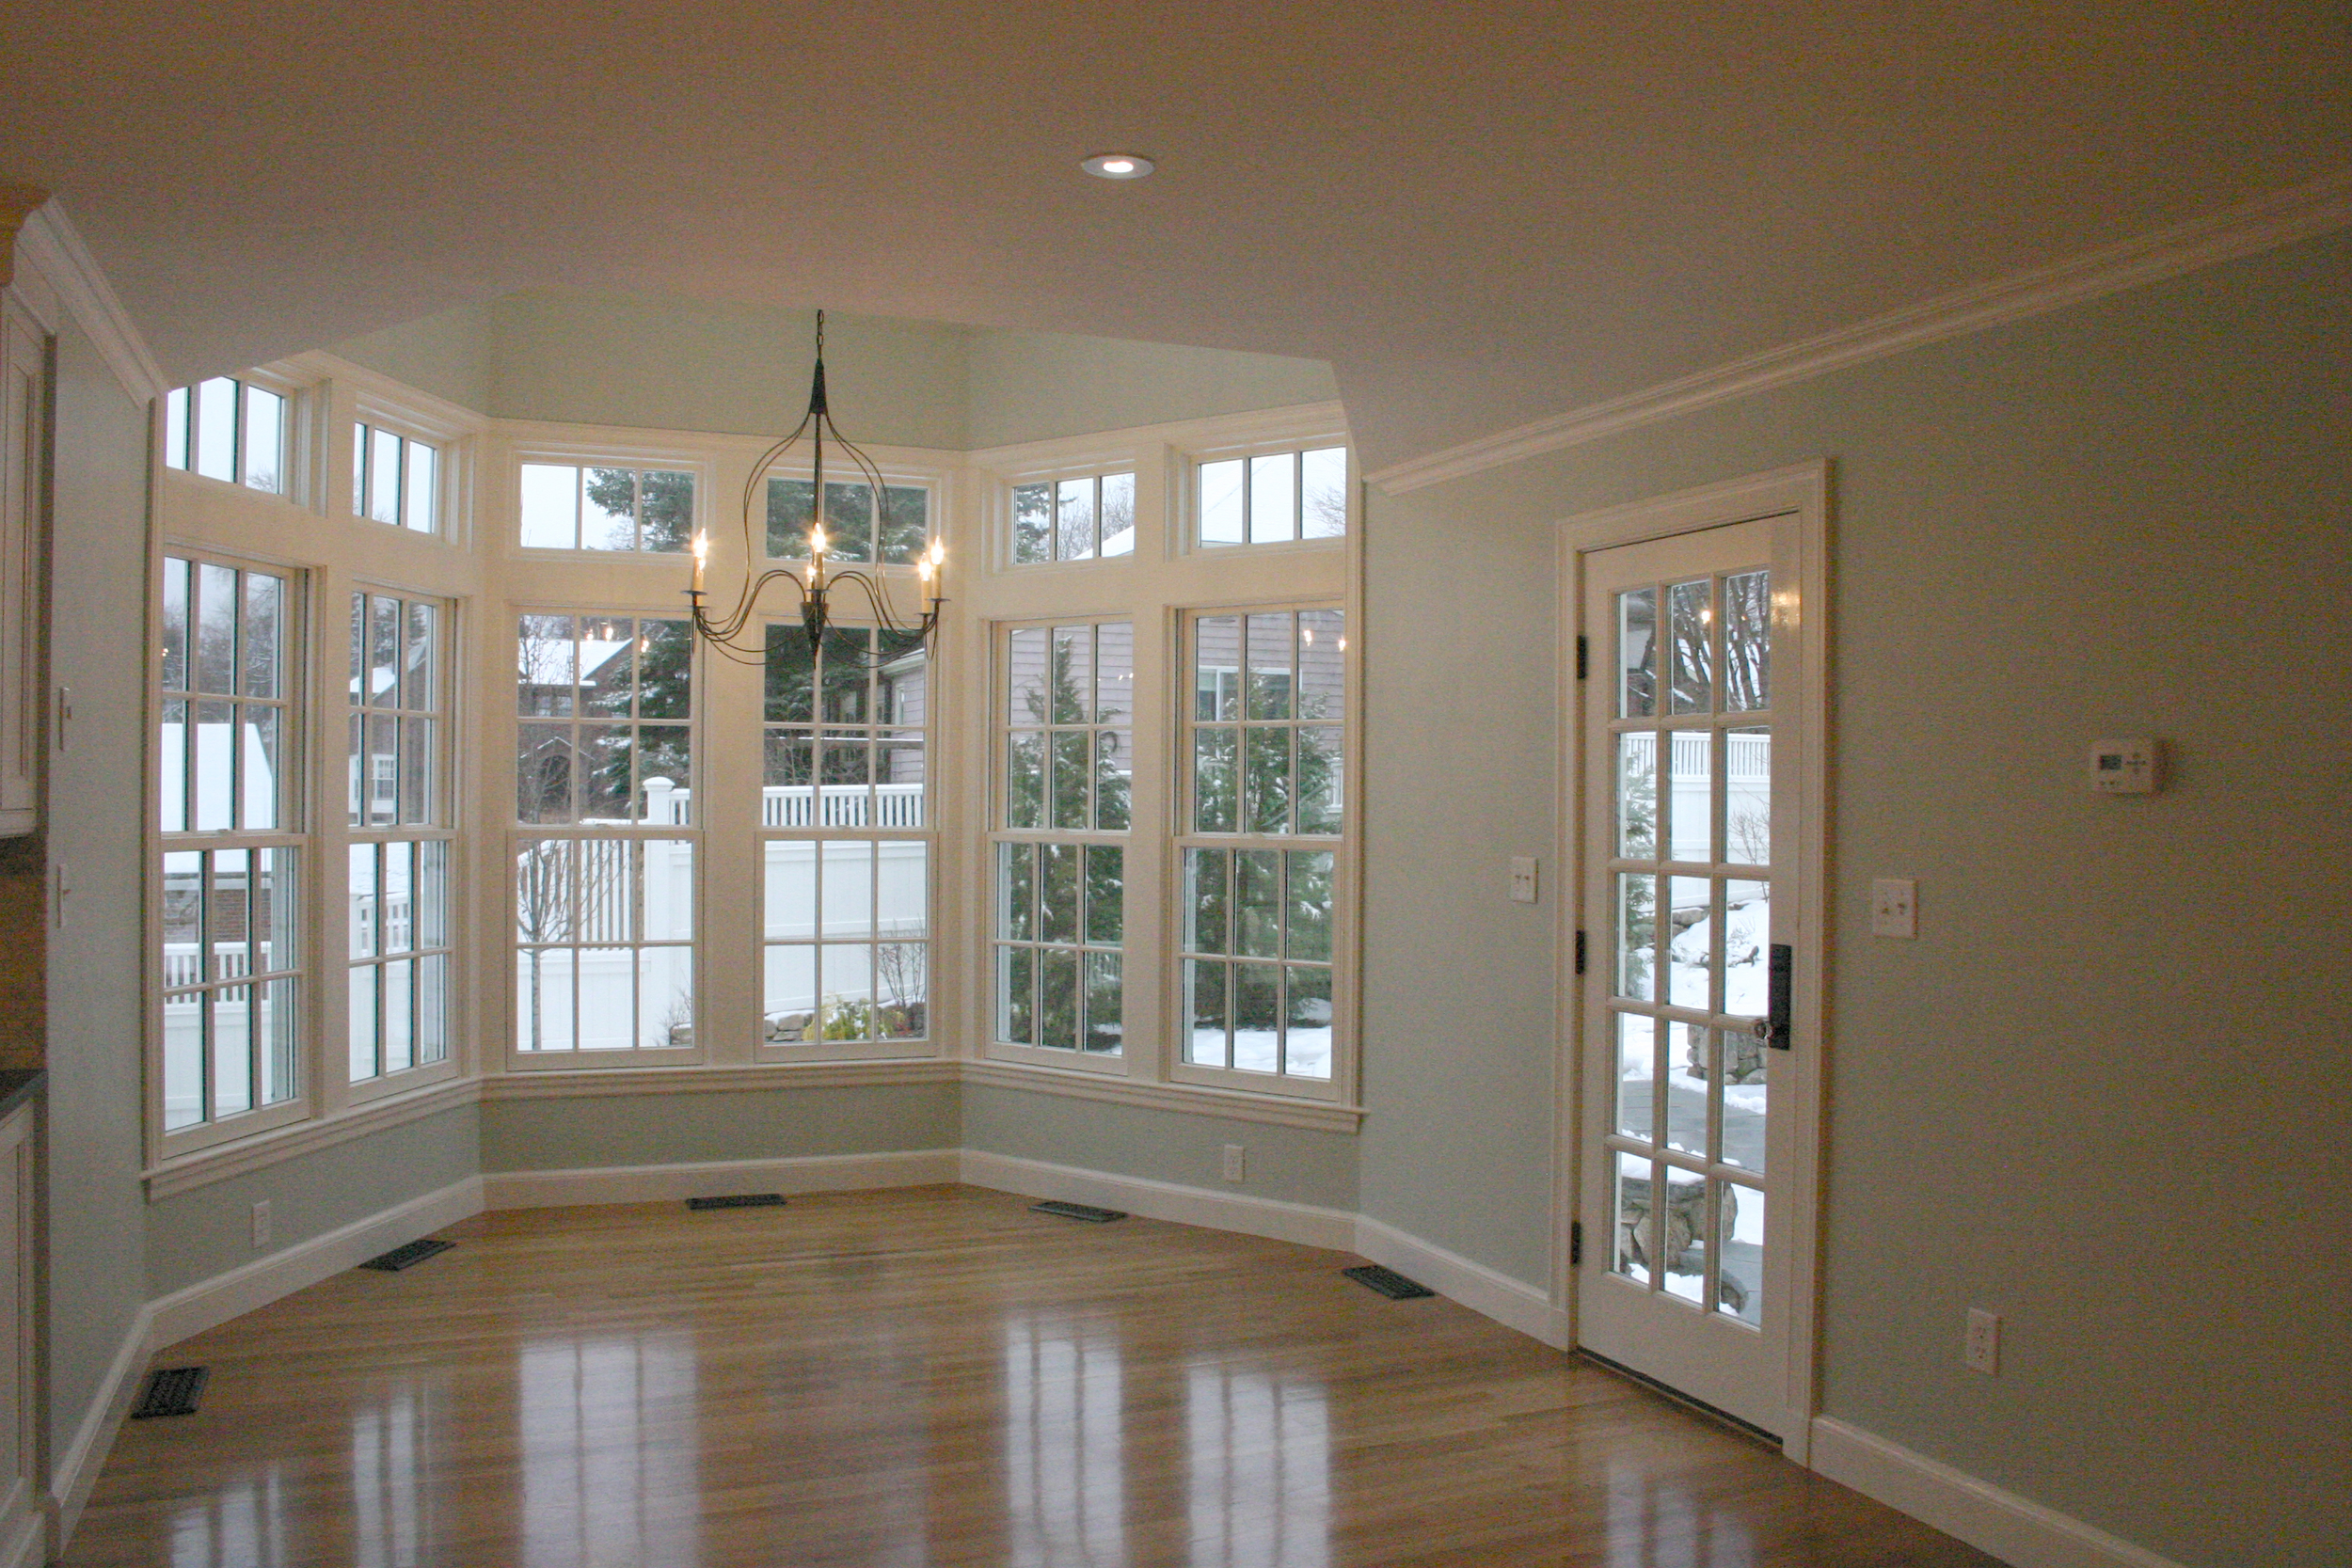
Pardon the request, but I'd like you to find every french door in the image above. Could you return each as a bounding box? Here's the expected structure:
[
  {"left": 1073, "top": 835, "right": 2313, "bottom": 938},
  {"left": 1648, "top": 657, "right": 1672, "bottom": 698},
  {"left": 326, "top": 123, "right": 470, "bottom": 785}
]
[{"left": 1574, "top": 499, "right": 1818, "bottom": 1444}]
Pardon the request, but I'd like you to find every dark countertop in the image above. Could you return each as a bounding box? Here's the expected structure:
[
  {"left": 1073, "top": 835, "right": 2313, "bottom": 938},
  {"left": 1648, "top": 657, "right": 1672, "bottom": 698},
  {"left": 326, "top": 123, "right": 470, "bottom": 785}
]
[{"left": 0, "top": 1069, "right": 45, "bottom": 1120}]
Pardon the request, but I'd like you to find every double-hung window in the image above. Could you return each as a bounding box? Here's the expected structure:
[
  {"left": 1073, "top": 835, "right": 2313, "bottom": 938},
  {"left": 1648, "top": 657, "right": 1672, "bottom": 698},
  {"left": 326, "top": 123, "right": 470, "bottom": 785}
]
[
  {"left": 992, "top": 621, "right": 1134, "bottom": 1059},
  {"left": 757, "top": 626, "right": 932, "bottom": 1055},
  {"left": 158, "top": 554, "right": 305, "bottom": 1144},
  {"left": 512, "top": 613, "right": 696, "bottom": 1056},
  {"left": 348, "top": 591, "right": 453, "bottom": 1084},
  {"left": 1176, "top": 609, "right": 1346, "bottom": 1084}
]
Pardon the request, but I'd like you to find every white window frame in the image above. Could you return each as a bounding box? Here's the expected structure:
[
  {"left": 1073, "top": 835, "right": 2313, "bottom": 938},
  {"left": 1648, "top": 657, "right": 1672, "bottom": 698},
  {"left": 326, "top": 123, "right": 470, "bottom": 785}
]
[
  {"left": 350, "top": 404, "right": 454, "bottom": 537},
  {"left": 760, "top": 464, "right": 942, "bottom": 569},
  {"left": 151, "top": 546, "right": 315, "bottom": 1157},
  {"left": 985, "top": 614, "right": 1135, "bottom": 1076},
  {"left": 501, "top": 602, "right": 704, "bottom": 1070},
  {"left": 961, "top": 404, "right": 1362, "bottom": 1117},
  {"left": 1167, "top": 600, "right": 1351, "bottom": 1101},
  {"left": 753, "top": 616, "right": 940, "bottom": 1063},
  {"left": 509, "top": 443, "right": 710, "bottom": 558},
  {"left": 1184, "top": 437, "right": 1351, "bottom": 558},
  {"left": 164, "top": 366, "right": 318, "bottom": 507},
  {"left": 342, "top": 585, "right": 464, "bottom": 1103}
]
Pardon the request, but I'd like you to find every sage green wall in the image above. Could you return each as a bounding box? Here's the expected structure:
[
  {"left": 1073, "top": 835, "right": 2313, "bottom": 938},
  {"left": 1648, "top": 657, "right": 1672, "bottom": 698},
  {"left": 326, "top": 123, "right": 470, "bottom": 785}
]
[
  {"left": 479, "top": 1083, "right": 960, "bottom": 1171},
  {"left": 1356, "top": 230, "right": 2352, "bottom": 1568},
  {"left": 40, "top": 317, "right": 154, "bottom": 1467},
  {"left": 961, "top": 330, "right": 1340, "bottom": 450},
  {"left": 961, "top": 1085, "right": 1359, "bottom": 1212},
  {"left": 329, "top": 296, "right": 1339, "bottom": 451},
  {"left": 144, "top": 1107, "right": 481, "bottom": 1299}
]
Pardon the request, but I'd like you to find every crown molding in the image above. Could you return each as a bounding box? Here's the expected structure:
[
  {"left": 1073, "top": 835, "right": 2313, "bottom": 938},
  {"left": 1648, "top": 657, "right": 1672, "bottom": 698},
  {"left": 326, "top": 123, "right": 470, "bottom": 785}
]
[
  {"left": 12, "top": 198, "right": 167, "bottom": 406},
  {"left": 1369, "top": 168, "right": 2352, "bottom": 495}
]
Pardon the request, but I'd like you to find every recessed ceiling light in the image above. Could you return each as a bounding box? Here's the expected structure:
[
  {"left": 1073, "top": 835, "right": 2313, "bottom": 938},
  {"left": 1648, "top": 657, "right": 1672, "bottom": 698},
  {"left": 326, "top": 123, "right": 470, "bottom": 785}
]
[{"left": 1081, "top": 152, "right": 1155, "bottom": 181}]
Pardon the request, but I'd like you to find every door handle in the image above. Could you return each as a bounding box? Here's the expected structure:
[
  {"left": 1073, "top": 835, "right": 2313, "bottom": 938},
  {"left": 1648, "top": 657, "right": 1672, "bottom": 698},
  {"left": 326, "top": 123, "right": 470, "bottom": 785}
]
[{"left": 1767, "top": 942, "right": 1792, "bottom": 1051}]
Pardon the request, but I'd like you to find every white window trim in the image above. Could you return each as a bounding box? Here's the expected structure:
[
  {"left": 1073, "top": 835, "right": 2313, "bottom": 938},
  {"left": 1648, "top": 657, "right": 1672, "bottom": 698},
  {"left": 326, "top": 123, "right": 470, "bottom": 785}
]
[{"left": 148, "top": 543, "right": 317, "bottom": 1160}]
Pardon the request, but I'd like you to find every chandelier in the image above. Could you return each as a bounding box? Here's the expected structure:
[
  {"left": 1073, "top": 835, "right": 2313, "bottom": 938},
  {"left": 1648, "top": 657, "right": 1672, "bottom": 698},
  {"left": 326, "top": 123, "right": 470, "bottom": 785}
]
[{"left": 688, "top": 310, "right": 946, "bottom": 665}]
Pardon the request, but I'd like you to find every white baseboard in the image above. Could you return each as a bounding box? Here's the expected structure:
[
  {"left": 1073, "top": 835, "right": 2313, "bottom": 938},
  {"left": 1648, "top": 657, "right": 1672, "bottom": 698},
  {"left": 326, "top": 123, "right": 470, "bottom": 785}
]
[
  {"left": 958, "top": 1149, "right": 1359, "bottom": 1252},
  {"left": 1351, "top": 1215, "right": 1568, "bottom": 1348},
  {"left": 1809, "top": 1417, "right": 2188, "bottom": 1568},
  {"left": 481, "top": 1148, "right": 961, "bottom": 1210},
  {"left": 148, "top": 1177, "right": 485, "bottom": 1351},
  {"left": 46, "top": 1301, "right": 155, "bottom": 1549}
]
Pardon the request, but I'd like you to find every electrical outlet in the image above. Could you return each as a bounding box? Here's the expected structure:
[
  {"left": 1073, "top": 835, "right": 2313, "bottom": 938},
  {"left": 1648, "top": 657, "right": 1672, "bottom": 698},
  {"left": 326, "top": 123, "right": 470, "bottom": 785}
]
[
  {"left": 1964, "top": 1307, "right": 1999, "bottom": 1374},
  {"left": 1870, "top": 878, "right": 1917, "bottom": 939},
  {"left": 1221, "top": 1144, "right": 1246, "bottom": 1183},
  {"left": 251, "top": 1199, "right": 272, "bottom": 1251},
  {"left": 1508, "top": 857, "right": 1539, "bottom": 904}
]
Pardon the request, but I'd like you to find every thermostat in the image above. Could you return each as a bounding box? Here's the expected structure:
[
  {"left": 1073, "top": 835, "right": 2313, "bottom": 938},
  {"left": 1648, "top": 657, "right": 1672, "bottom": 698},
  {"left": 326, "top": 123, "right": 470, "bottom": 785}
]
[{"left": 2089, "top": 738, "right": 2160, "bottom": 794}]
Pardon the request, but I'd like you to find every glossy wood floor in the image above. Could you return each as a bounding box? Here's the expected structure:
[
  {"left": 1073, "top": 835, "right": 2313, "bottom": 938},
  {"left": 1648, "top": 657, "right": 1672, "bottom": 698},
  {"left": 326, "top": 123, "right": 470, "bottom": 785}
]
[{"left": 66, "top": 1187, "right": 1998, "bottom": 1567}]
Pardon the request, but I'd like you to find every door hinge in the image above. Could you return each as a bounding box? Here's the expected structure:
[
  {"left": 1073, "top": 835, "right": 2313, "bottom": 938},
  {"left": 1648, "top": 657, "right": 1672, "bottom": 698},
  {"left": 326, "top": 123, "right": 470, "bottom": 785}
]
[
  {"left": 1576, "top": 635, "right": 1589, "bottom": 680},
  {"left": 1574, "top": 928, "right": 1586, "bottom": 975},
  {"left": 1570, "top": 1220, "right": 1583, "bottom": 1267}
]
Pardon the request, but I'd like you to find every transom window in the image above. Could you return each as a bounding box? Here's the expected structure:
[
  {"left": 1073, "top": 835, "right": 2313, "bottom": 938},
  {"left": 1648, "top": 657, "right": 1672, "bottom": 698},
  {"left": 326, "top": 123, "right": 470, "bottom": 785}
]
[
  {"left": 519, "top": 462, "right": 694, "bottom": 552},
  {"left": 354, "top": 421, "right": 439, "bottom": 533},
  {"left": 165, "top": 377, "right": 289, "bottom": 496},
  {"left": 1197, "top": 446, "right": 1345, "bottom": 547},
  {"left": 767, "top": 476, "right": 930, "bottom": 564},
  {"left": 1012, "top": 472, "right": 1136, "bottom": 563}
]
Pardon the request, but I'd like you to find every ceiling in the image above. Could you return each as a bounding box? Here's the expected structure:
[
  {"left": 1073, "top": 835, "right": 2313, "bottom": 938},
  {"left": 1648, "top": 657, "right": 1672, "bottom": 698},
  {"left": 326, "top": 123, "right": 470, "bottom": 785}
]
[{"left": 5, "top": 0, "right": 2347, "bottom": 469}]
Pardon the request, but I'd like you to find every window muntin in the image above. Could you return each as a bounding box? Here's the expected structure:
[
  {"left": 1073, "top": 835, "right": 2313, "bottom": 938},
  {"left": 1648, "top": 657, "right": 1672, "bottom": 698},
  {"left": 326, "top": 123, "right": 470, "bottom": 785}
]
[
  {"left": 165, "top": 377, "right": 289, "bottom": 496},
  {"left": 766, "top": 476, "right": 930, "bottom": 565},
  {"left": 1197, "top": 446, "right": 1345, "bottom": 547},
  {"left": 349, "top": 591, "right": 452, "bottom": 1084},
  {"left": 353, "top": 422, "right": 439, "bottom": 533},
  {"left": 517, "top": 463, "right": 694, "bottom": 552},
  {"left": 1012, "top": 471, "right": 1136, "bottom": 564},
  {"left": 159, "top": 554, "right": 303, "bottom": 1132},
  {"left": 514, "top": 836, "right": 695, "bottom": 1053},
  {"left": 1176, "top": 606, "right": 1345, "bottom": 1086},
  {"left": 1186, "top": 610, "right": 1343, "bottom": 837},
  {"left": 516, "top": 615, "right": 694, "bottom": 825},
  {"left": 1006, "top": 622, "right": 1134, "bottom": 832},
  {"left": 759, "top": 626, "right": 933, "bottom": 1051}
]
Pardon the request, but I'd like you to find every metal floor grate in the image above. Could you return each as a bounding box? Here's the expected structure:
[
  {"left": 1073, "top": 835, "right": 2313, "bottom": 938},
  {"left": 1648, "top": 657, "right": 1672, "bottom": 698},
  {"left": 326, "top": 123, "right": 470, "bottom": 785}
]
[
  {"left": 1343, "top": 1264, "right": 1436, "bottom": 1300},
  {"left": 1031, "top": 1200, "right": 1127, "bottom": 1224},
  {"left": 686, "top": 1193, "right": 787, "bottom": 1211},
  {"left": 359, "top": 1238, "right": 455, "bottom": 1273},
  {"left": 131, "top": 1366, "right": 209, "bottom": 1419}
]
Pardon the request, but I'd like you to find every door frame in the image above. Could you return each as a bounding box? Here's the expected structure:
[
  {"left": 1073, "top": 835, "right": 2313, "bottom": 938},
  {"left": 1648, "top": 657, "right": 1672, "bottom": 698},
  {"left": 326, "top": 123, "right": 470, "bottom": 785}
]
[{"left": 1552, "top": 460, "right": 1830, "bottom": 1461}]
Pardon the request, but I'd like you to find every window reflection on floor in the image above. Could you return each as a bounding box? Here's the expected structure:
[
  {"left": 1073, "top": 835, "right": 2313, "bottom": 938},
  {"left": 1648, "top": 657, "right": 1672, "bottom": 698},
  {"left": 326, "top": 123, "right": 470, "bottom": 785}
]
[
  {"left": 1607, "top": 1456, "right": 1757, "bottom": 1566},
  {"left": 519, "top": 1334, "right": 697, "bottom": 1568},
  {"left": 351, "top": 1381, "right": 434, "bottom": 1567},
  {"left": 169, "top": 1470, "right": 286, "bottom": 1568},
  {"left": 1187, "top": 1364, "right": 1329, "bottom": 1568},
  {"left": 1003, "top": 1312, "right": 1124, "bottom": 1565}
]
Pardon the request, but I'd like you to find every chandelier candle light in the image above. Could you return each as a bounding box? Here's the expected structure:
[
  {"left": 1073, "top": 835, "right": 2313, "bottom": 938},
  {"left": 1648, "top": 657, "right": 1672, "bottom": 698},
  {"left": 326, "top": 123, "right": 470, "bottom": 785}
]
[{"left": 687, "top": 310, "right": 946, "bottom": 666}]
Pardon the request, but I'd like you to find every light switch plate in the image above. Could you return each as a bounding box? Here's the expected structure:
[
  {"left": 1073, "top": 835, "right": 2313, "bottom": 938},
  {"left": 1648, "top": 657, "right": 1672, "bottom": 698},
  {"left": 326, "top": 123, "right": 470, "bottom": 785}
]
[
  {"left": 1870, "top": 878, "right": 1917, "bottom": 939},
  {"left": 2089, "top": 737, "right": 2159, "bottom": 794},
  {"left": 1509, "top": 857, "right": 1538, "bottom": 904}
]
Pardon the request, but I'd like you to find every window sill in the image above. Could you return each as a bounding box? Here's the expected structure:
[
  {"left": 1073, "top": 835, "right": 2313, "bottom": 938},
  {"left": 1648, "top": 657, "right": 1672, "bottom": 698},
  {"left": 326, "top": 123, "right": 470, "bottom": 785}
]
[
  {"left": 961, "top": 1059, "right": 1364, "bottom": 1133},
  {"left": 145, "top": 1074, "right": 481, "bottom": 1201},
  {"left": 480, "top": 1059, "right": 959, "bottom": 1099}
]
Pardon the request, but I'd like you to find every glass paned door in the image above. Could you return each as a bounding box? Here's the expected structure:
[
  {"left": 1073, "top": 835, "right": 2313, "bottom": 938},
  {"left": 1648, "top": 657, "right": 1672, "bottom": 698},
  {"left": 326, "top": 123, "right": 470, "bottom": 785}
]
[{"left": 1578, "top": 515, "right": 1805, "bottom": 1440}]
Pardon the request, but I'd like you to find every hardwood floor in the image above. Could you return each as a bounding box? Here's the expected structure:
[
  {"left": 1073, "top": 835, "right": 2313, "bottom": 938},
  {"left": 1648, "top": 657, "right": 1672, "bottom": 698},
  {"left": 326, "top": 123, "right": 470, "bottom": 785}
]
[{"left": 65, "top": 1187, "right": 1997, "bottom": 1566}]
